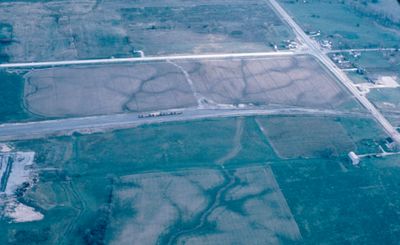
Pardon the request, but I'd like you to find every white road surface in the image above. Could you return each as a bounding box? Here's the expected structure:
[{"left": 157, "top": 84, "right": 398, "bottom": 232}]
[{"left": 0, "top": 51, "right": 298, "bottom": 68}]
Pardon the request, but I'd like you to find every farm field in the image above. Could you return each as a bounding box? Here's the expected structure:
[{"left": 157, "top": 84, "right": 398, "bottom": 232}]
[
  {"left": 174, "top": 55, "right": 359, "bottom": 111},
  {"left": 0, "top": 0, "right": 294, "bottom": 63},
  {"left": 1, "top": 0, "right": 400, "bottom": 244},
  {"left": 23, "top": 62, "right": 197, "bottom": 118},
  {"left": 0, "top": 55, "right": 361, "bottom": 122},
  {"left": 0, "top": 114, "right": 391, "bottom": 244},
  {"left": 0, "top": 70, "right": 33, "bottom": 122},
  {"left": 279, "top": 0, "right": 400, "bottom": 49},
  {"left": 257, "top": 115, "right": 386, "bottom": 158},
  {"left": 108, "top": 166, "right": 301, "bottom": 244},
  {"left": 272, "top": 154, "right": 400, "bottom": 244}
]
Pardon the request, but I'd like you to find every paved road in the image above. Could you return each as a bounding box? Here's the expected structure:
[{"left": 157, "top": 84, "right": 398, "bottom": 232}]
[
  {"left": 268, "top": 0, "right": 400, "bottom": 144},
  {"left": 0, "top": 108, "right": 362, "bottom": 141},
  {"left": 0, "top": 51, "right": 299, "bottom": 68},
  {"left": 326, "top": 48, "right": 398, "bottom": 54}
]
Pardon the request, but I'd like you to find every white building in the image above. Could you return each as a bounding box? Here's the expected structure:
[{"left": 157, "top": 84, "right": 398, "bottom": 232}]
[{"left": 348, "top": 151, "right": 360, "bottom": 165}]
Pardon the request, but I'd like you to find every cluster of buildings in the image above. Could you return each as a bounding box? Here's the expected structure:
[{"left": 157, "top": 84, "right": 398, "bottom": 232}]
[
  {"left": 348, "top": 137, "right": 399, "bottom": 166},
  {"left": 331, "top": 52, "right": 364, "bottom": 73},
  {"left": 306, "top": 30, "right": 332, "bottom": 49},
  {"left": 331, "top": 53, "right": 353, "bottom": 69},
  {"left": 282, "top": 40, "right": 298, "bottom": 50},
  {"left": 307, "top": 30, "right": 320, "bottom": 37},
  {"left": 319, "top": 40, "right": 332, "bottom": 49}
]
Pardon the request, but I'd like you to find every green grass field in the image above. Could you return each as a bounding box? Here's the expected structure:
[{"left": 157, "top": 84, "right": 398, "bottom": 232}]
[
  {"left": 2, "top": 117, "right": 279, "bottom": 244},
  {"left": 272, "top": 154, "right": 400, "bottom": 244},
  {"left": 0, "top": 70, "right": 33, "bottom": 123},
  {"left": 258, "top": 115, "right": 386, "bottom": 158},
  {"left": 280, "top": 0, "right": 400, "bottom": 49},
  {"left": 0, "top": 115, "right": 392, "bottom": 244}
]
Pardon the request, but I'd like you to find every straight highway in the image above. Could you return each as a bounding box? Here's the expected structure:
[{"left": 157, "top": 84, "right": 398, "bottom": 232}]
[
  {"left": 0, "top": 50, "right": 299, "bottom": 68},
  {"left": 326, "top": 48, "right": 398, "bottom": 54},
  {"left": 0, "top": 108, "right": 365, "bottom": 141},
  {"left": 267, "top": 0, "right": 400, "bottom": 144}
]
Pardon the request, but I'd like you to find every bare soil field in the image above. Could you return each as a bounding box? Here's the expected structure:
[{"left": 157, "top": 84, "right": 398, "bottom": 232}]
[
  {"left": 22, "top": 55, "right": 360, "bottom": 118},
  {"left": 176, "top": 55, "right": 358, "bottom": 110},
  {"left": 23, "top": 62, "right": 197, "bottom": 117}
]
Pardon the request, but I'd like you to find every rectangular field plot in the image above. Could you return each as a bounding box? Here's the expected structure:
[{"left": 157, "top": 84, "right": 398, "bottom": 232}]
[
  {"left": 107, "top": 166, "right": 302, "bottom": 245},
  {"left": 176, "top": 55, "right": 359, "bottom": 110},
  {"left": 75, "top": 117, "right": 278, "bottom": 173},
  {"left": 23, "top": 62, "right": 197, "bottom": 117},
  {"left": 0, "top": 0, "right": 293, "bottom": 62},
  {"left": 272, "top": 155, "right": 400, "bottom": 244},
  {"left": 257, "top": 115, "right": 388, "bottom": 158},
  {"left": 9, "top": 55, "right": 360, "bottom": 120}
]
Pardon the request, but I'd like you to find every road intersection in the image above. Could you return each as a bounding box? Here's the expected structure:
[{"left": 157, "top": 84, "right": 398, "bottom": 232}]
[{"left": 267, "top": 0, "right": 400, "bottom": 144}]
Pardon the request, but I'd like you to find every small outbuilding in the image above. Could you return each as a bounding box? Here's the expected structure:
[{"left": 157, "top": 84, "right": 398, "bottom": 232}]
[{"left": 348, "top": 151, "right": 360, "bottom": 165}]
